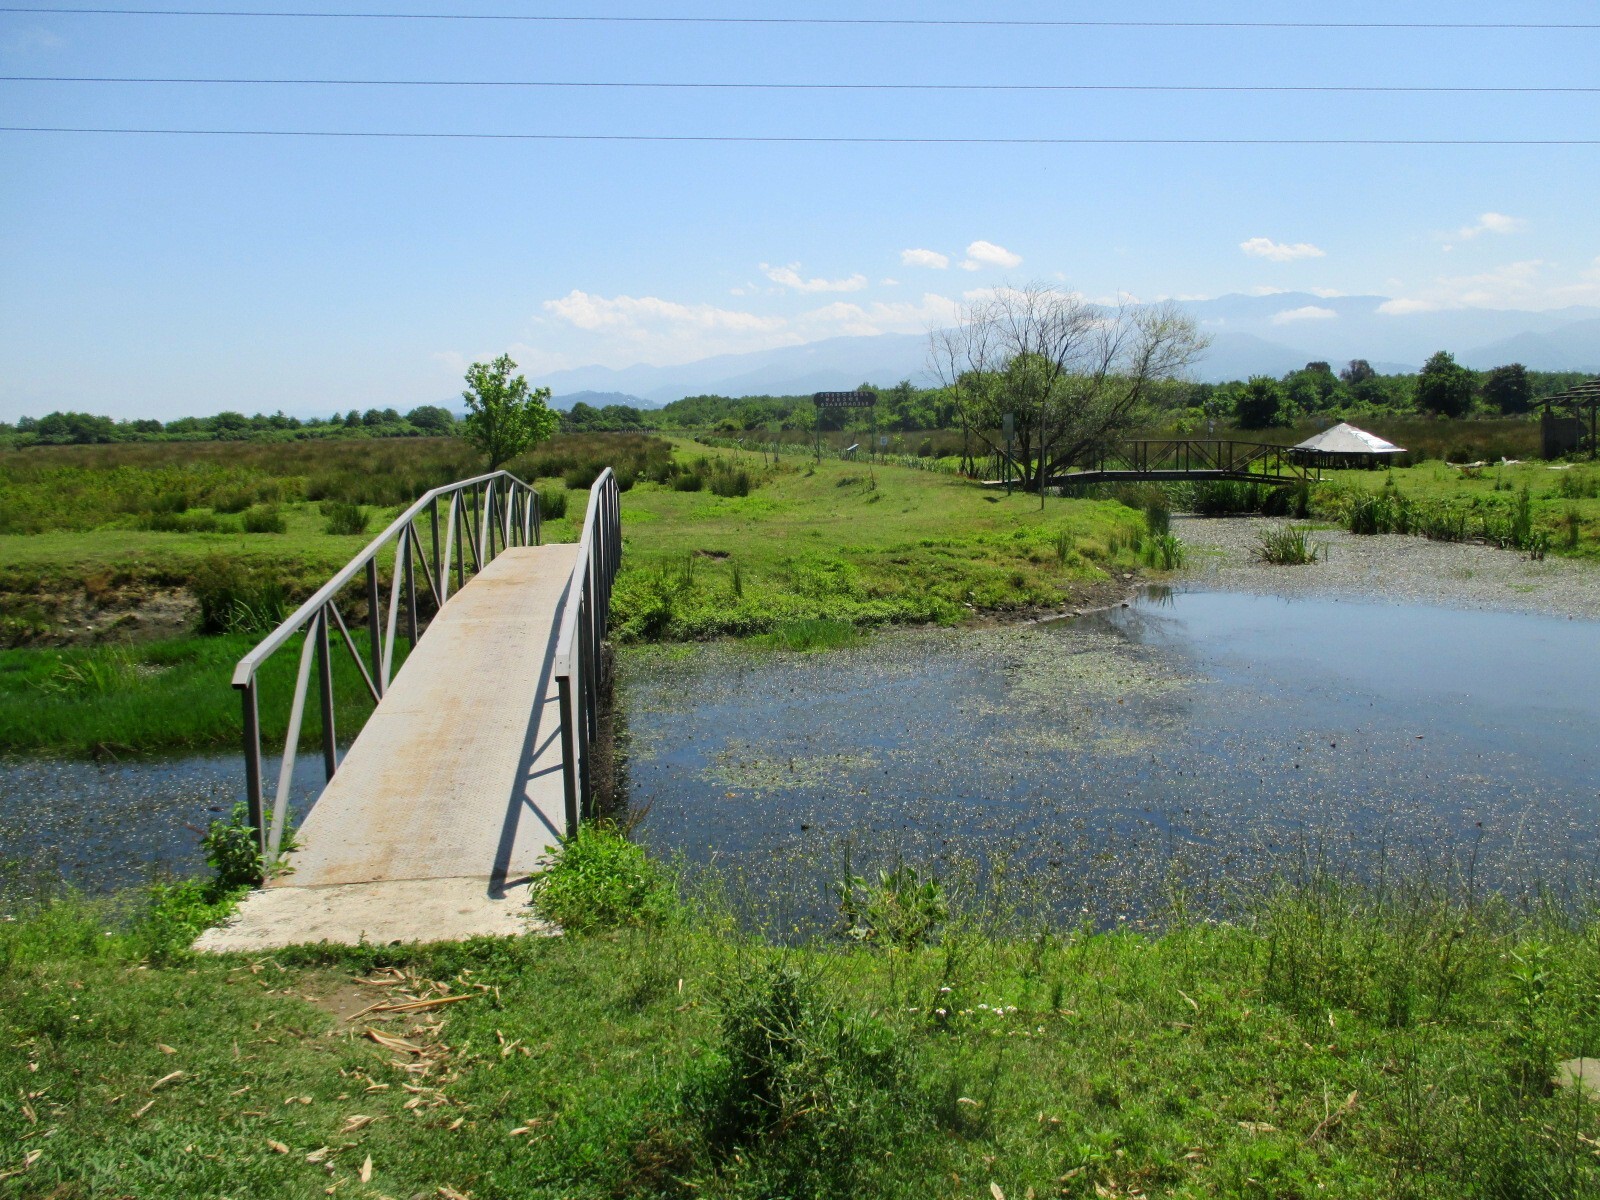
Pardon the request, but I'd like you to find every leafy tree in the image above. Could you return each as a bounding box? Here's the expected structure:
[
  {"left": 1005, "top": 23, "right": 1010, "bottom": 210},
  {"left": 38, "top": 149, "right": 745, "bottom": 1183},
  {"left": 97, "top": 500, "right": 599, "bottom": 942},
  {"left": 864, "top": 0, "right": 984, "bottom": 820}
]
[
  {"left": 1340, "top": 359, "right": 1376, "bottom": 385},
  {"left": 1234, "top": 376, "right": 1287, "bottom": 429},
  {"left": 30, "top": 411, "right": 119, "bottom": 444},
  {"left": 405, "top": 404, "right": 455, "bottom": 433},
  {"left": 1481, "top": 363, "right": 1532, "bottom": 414},
  {"left": 930, "top": 284, "right": 1206, "bottom": 496},
  {"left": 459, "top": 354, "right": 558, "bottom": 470},
  {"left": 1416, "top": 351, "right": 1476, "bottom": 418}
]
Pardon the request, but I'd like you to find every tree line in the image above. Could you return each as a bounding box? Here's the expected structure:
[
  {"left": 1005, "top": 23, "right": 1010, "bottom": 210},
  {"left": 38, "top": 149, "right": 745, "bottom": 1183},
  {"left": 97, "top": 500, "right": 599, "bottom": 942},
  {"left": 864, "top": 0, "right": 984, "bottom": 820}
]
[{"left": 4, "top": 343, "right": 1590, "bottom": 450}]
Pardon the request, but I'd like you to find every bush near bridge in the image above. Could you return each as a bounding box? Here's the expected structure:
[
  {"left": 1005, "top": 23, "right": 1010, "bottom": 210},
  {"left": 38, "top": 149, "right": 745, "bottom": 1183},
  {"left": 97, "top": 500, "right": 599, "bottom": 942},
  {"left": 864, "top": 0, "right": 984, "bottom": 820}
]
[{"left": 2, "top": 829, "right": 1597, "bottom": 1198}]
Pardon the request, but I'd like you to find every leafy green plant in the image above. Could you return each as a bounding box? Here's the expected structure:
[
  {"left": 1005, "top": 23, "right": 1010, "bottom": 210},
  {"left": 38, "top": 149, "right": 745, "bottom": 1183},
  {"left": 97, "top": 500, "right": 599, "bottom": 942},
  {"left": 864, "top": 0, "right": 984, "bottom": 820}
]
[
  {"left": 1252, "top": 524, "right": 1324, "bottom": 565},
  {"left": 692, "top": 959, "right": 911, "bottom": 1184},
  {"left": 189, "top": 557, "right": 292, "bottom": 634},
  {"left": 838, "top": 864, "right": 948, "bottom": 949},
  {"left": 32, "top": 645, "right": 143, "bottom": 698},
  {"left": 240, "top": 504, "right": 286, "bottom": 534},
  {"left": 527, "top": 821, "right": 679, "bottom": 933},
  {"left": 1140, "top": 531, "right": 1186, "bottom": 570},
  {"left": 538, "top": 486, "right": 568, "bottom": 521},
  {"left": 751, "top": 618, "right": 860, "bottom": 652},
  {"left": 672, "top": 471, "right": 705, "bottom": 492},
  {"left": 321, "top": 501, "right": 369, "bottom": 536}
]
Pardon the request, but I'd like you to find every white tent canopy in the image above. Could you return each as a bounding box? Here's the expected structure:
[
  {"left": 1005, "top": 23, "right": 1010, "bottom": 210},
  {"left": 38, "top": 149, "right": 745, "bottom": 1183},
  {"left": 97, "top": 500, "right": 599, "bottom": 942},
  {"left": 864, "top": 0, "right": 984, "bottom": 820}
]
[{"left": 1293, "top": 422, "right": 1405, "bottom": 456}]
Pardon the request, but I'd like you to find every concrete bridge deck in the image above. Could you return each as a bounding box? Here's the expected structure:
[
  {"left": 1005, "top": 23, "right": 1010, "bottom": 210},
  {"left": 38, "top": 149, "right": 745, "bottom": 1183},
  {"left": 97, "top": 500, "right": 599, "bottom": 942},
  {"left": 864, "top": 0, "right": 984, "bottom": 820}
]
[{"left": 198, "top": 544, "right": 579, "bottom": 951}]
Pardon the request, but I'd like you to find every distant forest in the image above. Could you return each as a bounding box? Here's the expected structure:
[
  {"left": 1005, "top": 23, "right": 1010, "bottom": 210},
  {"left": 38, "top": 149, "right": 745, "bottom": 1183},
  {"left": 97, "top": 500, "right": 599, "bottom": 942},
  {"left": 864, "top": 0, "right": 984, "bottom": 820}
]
[{"left": 3, "top": 356, "right": 1593, "bottom": 448}]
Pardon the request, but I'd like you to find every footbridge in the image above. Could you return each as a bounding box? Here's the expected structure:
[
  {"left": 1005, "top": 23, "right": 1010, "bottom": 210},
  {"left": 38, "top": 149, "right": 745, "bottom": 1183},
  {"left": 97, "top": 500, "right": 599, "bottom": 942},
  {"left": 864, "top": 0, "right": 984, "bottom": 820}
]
[
  {"left": 988, "top": 439, "right": 1317, "bottom": 489},
  {"left": 198, "top": 468, "right": 621, "bottom": 951}
]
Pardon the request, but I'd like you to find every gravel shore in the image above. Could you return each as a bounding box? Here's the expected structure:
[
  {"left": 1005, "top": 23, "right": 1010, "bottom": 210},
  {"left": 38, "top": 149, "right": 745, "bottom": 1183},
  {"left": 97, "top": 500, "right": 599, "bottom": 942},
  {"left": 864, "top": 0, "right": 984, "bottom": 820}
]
[{"left": 1172, "top": 515, "right": 1600, "bottom": 620}]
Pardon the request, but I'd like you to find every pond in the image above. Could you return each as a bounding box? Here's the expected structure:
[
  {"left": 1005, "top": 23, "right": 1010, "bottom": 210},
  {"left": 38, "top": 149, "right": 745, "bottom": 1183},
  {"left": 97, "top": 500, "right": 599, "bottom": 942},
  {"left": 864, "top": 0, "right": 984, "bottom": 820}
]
[
  {"left": 619, "top": 590, "right": 1600, "bottom": 932},
  {"left": 3, "top": 590, "right": 1597, "bottom": 928},
  {"left": 0, "top": 753, "right": 324, "bottom": 902}
]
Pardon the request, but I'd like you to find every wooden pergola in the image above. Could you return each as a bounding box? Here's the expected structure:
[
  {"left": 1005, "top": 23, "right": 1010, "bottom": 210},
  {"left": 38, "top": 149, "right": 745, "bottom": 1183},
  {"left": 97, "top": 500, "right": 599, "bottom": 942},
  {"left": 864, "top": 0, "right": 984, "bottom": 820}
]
[{"left": 1538, "top": 379, "right": 1600, "bottom": 459}]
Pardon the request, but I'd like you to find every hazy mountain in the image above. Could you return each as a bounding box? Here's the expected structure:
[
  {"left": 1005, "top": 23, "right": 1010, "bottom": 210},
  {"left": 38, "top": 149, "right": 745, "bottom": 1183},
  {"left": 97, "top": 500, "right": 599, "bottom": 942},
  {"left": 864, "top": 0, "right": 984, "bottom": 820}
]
[{"left": 532, "top": 296, "right": 1598, "bottom": 403}]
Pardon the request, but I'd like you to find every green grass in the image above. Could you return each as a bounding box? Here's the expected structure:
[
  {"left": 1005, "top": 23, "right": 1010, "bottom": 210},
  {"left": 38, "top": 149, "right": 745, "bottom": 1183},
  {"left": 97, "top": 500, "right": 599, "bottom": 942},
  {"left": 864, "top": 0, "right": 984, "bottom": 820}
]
[
  {"left": 0, "top": 632, "right": 402, "bottom": 755},
  {"left": 602, "top": 442, "right": 1143, "bottom": 642},
  {"left": 2, "top": 848, "right": 1597, "bottom": 1200},
  {"left": 1313, "top": 461, "right": 1600, "bottom": 559}
]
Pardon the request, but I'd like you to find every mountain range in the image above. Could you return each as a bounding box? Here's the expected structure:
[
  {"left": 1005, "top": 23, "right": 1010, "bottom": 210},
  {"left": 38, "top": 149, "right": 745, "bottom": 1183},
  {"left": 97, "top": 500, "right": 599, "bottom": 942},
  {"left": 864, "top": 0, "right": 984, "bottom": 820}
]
[{"left": 544, "top": 293, "right": 1600, "bottom": 409}]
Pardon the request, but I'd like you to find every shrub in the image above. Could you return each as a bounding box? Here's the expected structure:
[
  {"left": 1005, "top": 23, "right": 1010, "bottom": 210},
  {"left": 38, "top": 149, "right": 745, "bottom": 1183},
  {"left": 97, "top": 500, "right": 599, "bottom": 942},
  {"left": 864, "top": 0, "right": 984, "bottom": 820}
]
[
  {"left": 527, "top": 822, "right": 679, "bottom": 933},
  {"left": 562, "top": 460, "right": 604, "bottom": 490},
  {"left": 672, "top": 472, "right": 705, "bottom": 492},
  {"left": 691, "top": 960, "right": 911, "bottom": 1183},
  {"left": 538, "top": 486, "right": 568, "bottom": 521},
  {"left": 709, "top": 467, "right": 753, "bottom": 498},
  {"left": 1252, "top": 524, "right": 1324, "bottom": 565},
  {"left": 141, "top": 510, "right": 221, "bottom": 533},
  {"left": 321, "top": 501, "right": 369, "bottom": 536},
  {"left": 190, "top": 557, "right": 292, "bottom": 634},
  {"left": 241, "top": 505, "right": 286, "bottom": 534}
]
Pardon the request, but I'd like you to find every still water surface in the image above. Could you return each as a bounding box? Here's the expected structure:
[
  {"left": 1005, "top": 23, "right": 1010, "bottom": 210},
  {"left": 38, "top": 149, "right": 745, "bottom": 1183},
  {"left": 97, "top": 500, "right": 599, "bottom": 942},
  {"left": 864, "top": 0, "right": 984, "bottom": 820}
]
[
  {"left": 620, "top": 591, "right": 1599, "bottom": 929},
  {"left": 3, "top": 592, "right": 1596, "bottom": 925}
]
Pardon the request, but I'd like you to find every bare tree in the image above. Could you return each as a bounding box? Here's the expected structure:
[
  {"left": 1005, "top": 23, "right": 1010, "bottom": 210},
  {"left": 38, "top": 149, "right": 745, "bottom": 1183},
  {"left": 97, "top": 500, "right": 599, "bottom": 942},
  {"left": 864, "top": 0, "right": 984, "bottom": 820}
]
[{"left": 928, "top": 284, "right": 1207, "bottom": 495}]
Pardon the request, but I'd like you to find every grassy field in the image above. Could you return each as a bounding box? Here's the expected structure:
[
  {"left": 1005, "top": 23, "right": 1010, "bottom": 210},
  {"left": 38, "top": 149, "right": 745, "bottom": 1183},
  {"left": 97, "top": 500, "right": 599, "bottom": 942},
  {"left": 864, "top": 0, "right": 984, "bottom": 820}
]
[
  {"left": 0, "top": 436, "right": 1149, "bottom": 755},
  {"left": 2, "top": 830, "right": 1596, "bottom": 1199}
]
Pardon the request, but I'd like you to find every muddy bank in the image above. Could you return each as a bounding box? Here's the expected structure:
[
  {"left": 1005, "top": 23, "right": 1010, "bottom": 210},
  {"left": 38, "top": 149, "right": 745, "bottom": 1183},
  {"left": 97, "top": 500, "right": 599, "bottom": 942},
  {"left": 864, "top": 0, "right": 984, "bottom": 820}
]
[{"left": 1174, "top": 515, "right": 1600, "bottom": 620}]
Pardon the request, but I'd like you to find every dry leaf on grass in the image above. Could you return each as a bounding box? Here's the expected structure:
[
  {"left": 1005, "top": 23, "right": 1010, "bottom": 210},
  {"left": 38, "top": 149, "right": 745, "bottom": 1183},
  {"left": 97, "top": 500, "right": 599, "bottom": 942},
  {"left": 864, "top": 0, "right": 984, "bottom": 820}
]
[
  {"left": 131, "top": 1100, "right": 155, "bottom": 1120},
  {"left": 990, "top": 1183, "right": 1006, "bottom": 1200},
  {"left": 156, "top": 1044, "right": 177, "bottom": 1055},
  {"left": 1237, "top": 1121, "right": 1278, "bottom": 1134},
  {"left": 267, "top": 1140, "right": 290, "bottom": 1154},
  {"left": 150, "top": 1070, "right": 184, "bottom": 1091},
  {"left": 359, "top": 1155, "right": 373, "bottom": 1183},
  {"left": 364, "top": 1030, "right": 424, "bottom": 1055}
]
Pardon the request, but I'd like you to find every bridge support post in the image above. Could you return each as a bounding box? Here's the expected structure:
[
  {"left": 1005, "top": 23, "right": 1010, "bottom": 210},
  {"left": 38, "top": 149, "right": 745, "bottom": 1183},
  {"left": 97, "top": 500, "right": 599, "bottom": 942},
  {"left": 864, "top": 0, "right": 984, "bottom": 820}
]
[
  {"left": 316, "top": 606, "right": 337, "bottom": 782},
  {"left": 240, "top": 678, "right": 265, "bottom": 857},
  {"left": 365, "top": 558, "right": 383, "bottom": 699},
  {"left": 557, "top": 675, "right": 579, "bottom": 834}
]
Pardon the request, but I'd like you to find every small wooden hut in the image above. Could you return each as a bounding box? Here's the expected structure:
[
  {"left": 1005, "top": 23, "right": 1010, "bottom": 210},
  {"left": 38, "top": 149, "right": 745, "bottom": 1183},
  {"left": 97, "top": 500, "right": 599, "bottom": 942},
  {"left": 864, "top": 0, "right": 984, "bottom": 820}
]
[{"left": 1538, "top": 379, "right": 1599, "bottom": 459}]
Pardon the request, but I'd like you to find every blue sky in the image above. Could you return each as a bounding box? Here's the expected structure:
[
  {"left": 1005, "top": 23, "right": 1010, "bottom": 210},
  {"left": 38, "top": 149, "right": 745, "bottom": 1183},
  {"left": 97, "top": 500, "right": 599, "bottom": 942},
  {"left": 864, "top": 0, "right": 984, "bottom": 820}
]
[{"left": 2, "top": 0, "right": 1598, "bottom": 419}]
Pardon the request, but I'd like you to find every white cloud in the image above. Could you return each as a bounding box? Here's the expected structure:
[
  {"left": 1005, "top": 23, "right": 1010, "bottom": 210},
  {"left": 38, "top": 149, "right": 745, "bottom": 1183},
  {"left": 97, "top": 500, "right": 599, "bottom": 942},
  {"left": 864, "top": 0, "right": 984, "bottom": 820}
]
[
  {"left": 1308, "top": 287, "right": 1347, "bottom": 298},
  {"left": 543, "top": 289, "right": 786, "bottom": 334},
  {"left": 536, "top": 287, "right": 964, "bottom": 368},
  {"left": 900, "top": 248, "right": 950, "bottom": 269},
  {"left": 1377, "top": 259, "right": 1592, "bottom": 313},
  {"left": 1240, "top": 237, "right": 1326, "bottom": 262},
  {"left": 759, "top": 263, "right": 868, "bottom": 293},
  {"left": 1377, "top": 298, "right": 1440, "bottom": 315},
  {"left": 1456, "top": 212, "right": 1526, "bottom": 240},
  {"left": 1270, "top": 306, "right": 1338, "bottom": 325},
  {"left": 880, "top": 277, "right": 900, "bottom": 286},
  {"left": 1249, "top": 286, "right": 1290, "bottom": 296},
  {"left": 959, "top": 240, "right": 1023, "bottom": 270},
  {"left": 797, "top": 293, "right": 962, "bottom": 338}
]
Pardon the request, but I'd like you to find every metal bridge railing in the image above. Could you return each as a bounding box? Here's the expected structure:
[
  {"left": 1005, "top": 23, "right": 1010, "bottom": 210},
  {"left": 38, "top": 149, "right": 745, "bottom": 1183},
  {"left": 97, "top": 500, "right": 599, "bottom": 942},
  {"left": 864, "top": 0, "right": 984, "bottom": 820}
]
[
  {"left": 231, "top": 470, "right": 543, "bottom": 858},
  {"left": 553, "top": 467, "right": 622, "bottom": 830}
]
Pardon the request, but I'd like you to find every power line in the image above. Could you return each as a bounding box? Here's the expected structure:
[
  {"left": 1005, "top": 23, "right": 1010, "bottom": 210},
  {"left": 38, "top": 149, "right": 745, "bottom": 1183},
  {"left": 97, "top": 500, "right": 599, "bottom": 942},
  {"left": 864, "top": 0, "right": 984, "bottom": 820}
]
[
  {"left": 5, "top": 75, "right": 1597, "bottom": 93},
  {"left": 1, "top": 7, "right": 1596, "bottom": 28},
  {"left": 3, "top": 126, "right": 1595, "bottom": 144}
]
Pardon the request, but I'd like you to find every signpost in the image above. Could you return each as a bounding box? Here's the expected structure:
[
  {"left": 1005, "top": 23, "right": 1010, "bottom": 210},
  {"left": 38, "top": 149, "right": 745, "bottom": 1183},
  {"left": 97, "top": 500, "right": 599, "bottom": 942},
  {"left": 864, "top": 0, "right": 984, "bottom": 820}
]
[
  {"left": 812, "top": 390, "right": 877, "bottom": 461},
  {"left": 1002, "top": 412, "right": 1015, "bottom": 496}
]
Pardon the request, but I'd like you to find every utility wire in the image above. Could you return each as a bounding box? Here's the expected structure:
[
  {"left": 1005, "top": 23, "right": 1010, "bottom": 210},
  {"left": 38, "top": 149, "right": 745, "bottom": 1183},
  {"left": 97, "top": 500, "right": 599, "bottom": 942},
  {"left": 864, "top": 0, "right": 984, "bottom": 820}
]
[
  {"left": 1, "top": 7, "right": 1596, "bottom": 28},
  {"left": 5, "top": 75, "right": 1597, "bottom": 93},
  {"left": 2, "top": 126, "right": 1595, "bottom": 144}
]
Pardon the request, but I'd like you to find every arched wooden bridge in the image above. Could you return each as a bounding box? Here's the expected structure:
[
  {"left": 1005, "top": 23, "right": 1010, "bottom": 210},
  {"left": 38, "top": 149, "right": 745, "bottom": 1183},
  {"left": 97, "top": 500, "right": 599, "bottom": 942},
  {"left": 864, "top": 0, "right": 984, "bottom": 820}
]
[{"left": 987, "top": 438, "right": 1317, "bottom": 489}]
